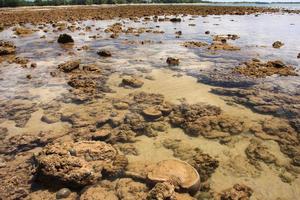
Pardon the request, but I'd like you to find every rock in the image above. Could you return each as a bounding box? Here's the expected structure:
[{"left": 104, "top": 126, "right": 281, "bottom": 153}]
[
  {"left": 97, "top": 50, "right": 112, "bottom": 57},
  {"left": 57, "top": 33, "right": 74, "bottom": 44},
  {"left": 170, "top": 18, "right": 181, "bottom": 22},
  {"left": 213, "top": 34, "right": 239, "bottom": 41},
  {"left": 183, "top": 41, "right": 208, "bottom": 48},
  {"left": 233, "top": 59, "right": 298, "bottom": 78},
  {"left": 116, "top": 178, "right": 148, "bottom": 200},
  {"left": 147, "top": 182, "right": 175, "bottom": 200},
  {"left": 26, "top": 74, "right": 32, "bottom": 79},
  {"left": 58, "top": 60, "right": 80, "bottom": 73},
  {"left": 34, "top": 141, "right": 127, "bottom": 187},
  {"left": 166, "top": 57, "right": 179, "bottom": 66},
  {"left": 216, "top": 184, "right": 253, "bottom": 200},
  {"left": 245, "top": 139, "right": 277, "bottom": 169},
  {"left": 208, "top": 42, "right": 240, "bottom": 51},
  {"left": 91, "top": 129, "right": 111, "bottom": 141},
  {"left": 56, "top": 188, "right": 71, "bottom": 199},
  {"left": 14, "top": 27, "right": 33, "bottom": 35},
  {"left": 30, "top": 63, "right": 37, "bottom": 68},
  {"left": 121, "top": 77, "right": 144, "bottom": 88},
  {"left": 0, "top": 127, "right": 8, "bottom": 140},
  {"left": 297, "top": 53, "right": 300, "bottom": 59},
  {"left": 205, "top": 31, "right": 210, "bottom": 34},
  {"left": 142, "top": 107, "right": 162, "bottom": 120},
  {"left": 272, "top": 41, "right": 284, "bottom": 48},
  {"left": 80, "top": 185, "right": 118, "bottom": 200},
  {"left": 148, "top": 159, "right": 200, "bottom": 193},
  {"left": 0, "top": 40, "right": 16, "bottom": 55}
]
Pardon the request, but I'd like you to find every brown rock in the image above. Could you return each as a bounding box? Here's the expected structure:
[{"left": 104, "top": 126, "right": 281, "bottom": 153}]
[
  {"left": 97, "top": 50, "right": 112, "bottom": 57},
  {"left": 58, "top": 60, "right": 80, "bottom": 73},
  {"left": 121, "top": 77, "right": 144, "bottom": 88},
  {"left": 166, "top": 57, "right": 179, "bottom": 66},
  {"left": 148, "top": 159, "right": 201, "bottom": 193},
  {"left": 272, "top": 41, "right": 284, "bottom": 48},
  {"left": 57, "top": 33, "right": 74, "bottom": 44},
  {"left": 0, "top": 40, "right": 16, "bottom": 55}
]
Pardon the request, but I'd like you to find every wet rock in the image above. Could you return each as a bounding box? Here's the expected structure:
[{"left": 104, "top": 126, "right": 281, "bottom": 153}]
[
  {"left": 245, "top": 139, "right": 277, "bottom": 169},
  {"left": 30, "top": 63, "right": 37, "bottom": 68},
  {"left": 115, "top": 143, "right": 139, "bottom": 156},
  {"left": 105, "top": 23, "right": 123, "bottom": 34},
  {"left": 41, "top": 112, "right": 61, "bottom": 124},
  {"left": 166, "top": 57, "right": 179, "bottom": 66},
  {"left": 14, "top": 27, "right": 33, "bottom": 35},
  {"left": 57, "top": 33, "right": 74, "bottom": 44},
  {"left": 148, "top": 159, "right": 200, "bottom": 193},
  {"left": 272, "top": 41, "right": 284, "bottom": 48},
  {"left": 0, "top": 40, "right": 16, "bottom": 55},
  {"left": 91, "top": 129, "right": 111, "bottom": 141},
  {"left": 147, "top": 182, "right": 175, "bottom": 200},
  {"left": 0, "top": 132, "right": 54, "bottom": 155},
  {"left": 298, "top": 53, "right": 300, "bottom": 58},
  {"left": 208, "top": 42, "right": 240, "bottom": 51},
  {"left": 97, "top": 50, "right": 112, "bottom": 57},
  {"left": 116, "top": 178, "right": 148, "bottom": 200},
  {"left": 34, "top": 141, "right": 127, "bottom": 187},
  {"left": 56, "top": 188, "right": 71, "bottom": 199},
  {"left": 216, "top": 184, "right": 253, "bottom": 200},
  {"left": 233, "top": 59, "right": 298, "bottom": 78},
  {"left": 142, "top": 107, "right": 162, "bottom": 120},
  {"left": 170, "top": 18, "right": 181, "bottom": 22},
  {"left": 213, "top": 34, "right": 239, "bottom": 41},
  {"left": 121, "top": 77, "right": 144, "bottom": 88},
  {"left": 80, "top": 185, "right": 118, "bottom": 200},
  {"left": 205, "top": 31, "right": 210, "bottom": 34},
  {"left": 58, "top": 60, "right": 80, "bottom": 73},
  {"left": 0, "top": 127, "right": 8, "bottom": 140},
  {"left": 183, "top": 41, "right": 208, "bottom": 48}
]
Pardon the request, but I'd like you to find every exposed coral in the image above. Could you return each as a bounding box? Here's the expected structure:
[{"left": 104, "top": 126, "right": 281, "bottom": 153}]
[
  {"left": 0, "top": 40, "right": 16, "bottom": 55},
  {"left": 233, "top": 59, "right": 298, "bottom": 78},
  {"left": 216, "top": 184, "right": 253, "bottom": 200},
  {"left": 57, "top": 33, "right": 74, "bottom": 43}
]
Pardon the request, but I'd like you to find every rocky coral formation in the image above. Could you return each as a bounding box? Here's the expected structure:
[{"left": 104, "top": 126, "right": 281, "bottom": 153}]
[
  {"left": 162, "top": 139, "right": 219, "bottom": 182},
  {"left": 0, "top": 40, "right": 16, "bottom": 55},
  {"left": 57, "top": 33, "right": 74, "bottom": 43},
  {"left": 147, "top": 182, "right": 175, "bottom": 200},
  {"left": 170, "top": 103, "right": 245, "bottom": 138},
  {"left": 213, "top": 34, "right": 239, "bottom": 42},
  {"left": 208, "top": 41, "right": 240, "bottom": 51},
  {"left": 34, "top": 141, "right": 128, "bottom": 187},
  {"left": 58, "top": 60, "right": 80, "bottom": 73},
  {"left": 148, "top": 159, "right": 200, "bottom": 193},
  {"left": 216, "top": 184, "right": 253, "bottom": 200},
  {"left": 80, "top": 184, "right": 118, "bottom": 200},
  {"left": 272, "top": 41, "right": 284, "bottom": 48},
  {"left": 182, "top": 41, "right": 208, "bottom": 48},
  {"left": 245, "top": 139, "right": 277, "bottom": 169},
  {"left": 233, "top": 59, "right": 298, "bottom": 78},
  {"left": 14, "top": 27, "right": 33, "bottom": 35},
  {"left": 211, "top": 87, "right": 300, "bottom": 120}
]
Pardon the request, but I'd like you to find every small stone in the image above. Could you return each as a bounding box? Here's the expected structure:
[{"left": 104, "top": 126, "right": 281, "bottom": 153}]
[
  {"left": 170, "top": 18, "right": 181, "bottom": 22},
  {"left": 30, "top": 63, "right": 37, "bottom": 68},
  {"left": 121, "top": 77, "right": 144, "bottom": 88},
  {"left": 205, "top": 31, "right": 210, "bottom": 34},
  {"left": 57, "top": 34, "right": 74, "bottom": 44},
  {"left": 297, "top": 53, "right": 300, "bottom": 59},
  {"left": 166, "top": 57, "right": 179, "bottom": 66},
  {"left": 26, "top": 74, "right": 32, "bottom": 79},
  {"left": 56, "top": 188, "right": 71, "bottom": 199},
  {"left": 272, "top": 41, "right": 284, "bottom": 48}
]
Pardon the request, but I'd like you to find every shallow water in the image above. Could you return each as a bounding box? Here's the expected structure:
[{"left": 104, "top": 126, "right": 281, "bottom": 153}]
[{"left": 0, "top": 12, "right": 300, "bottom": 200}]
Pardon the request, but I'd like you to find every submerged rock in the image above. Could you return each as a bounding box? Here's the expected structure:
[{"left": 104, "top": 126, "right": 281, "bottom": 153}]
[
  {"left": 57, "top": 33, "right": 74, "bottom": 43},
  {"left": 148, "top": 159, "right": 201, "bottom": 193},
  {"left": 272, "top": 41, "right": 284, "bottom": 48},
  {"left": 142, "top": 107, "right": 162, "bottom": 120},
  {"left": 216, "top": 184, "right": 253, "bottom": 200},
  {"left": 56, "top": 188, "right": 71, "bottom": 199},
  {"left": 0, "top": 40, "right": 16, "bottom": 55},
  {"left": 97, "top": 50, "right": 112, "bottom": 57},
  {"left": 166, "top": 57, "right": 179, "bottom": 66},
  {"left": 14, "top": 27, "right": 33, "bottom": 35},
  {"left": 208, "top": 42, "right": 240, "bottom": 51}
]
